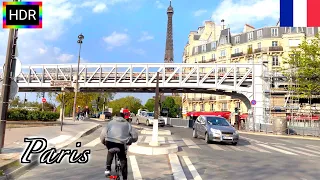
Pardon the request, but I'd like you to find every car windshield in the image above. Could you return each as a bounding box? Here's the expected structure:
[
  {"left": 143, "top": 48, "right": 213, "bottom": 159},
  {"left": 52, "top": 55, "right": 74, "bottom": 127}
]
[
  {"left": 147, "top": 112, "right": 154, "bottom": 117},
  {"left": 206, "top": 117, "right": 230, "bottom": 126}
]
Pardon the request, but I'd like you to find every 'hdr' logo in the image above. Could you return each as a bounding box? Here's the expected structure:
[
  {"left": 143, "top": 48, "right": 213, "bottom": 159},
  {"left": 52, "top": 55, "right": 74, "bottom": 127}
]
[{"left": 2, "top": 1, "right": 42, "bottom": 29}]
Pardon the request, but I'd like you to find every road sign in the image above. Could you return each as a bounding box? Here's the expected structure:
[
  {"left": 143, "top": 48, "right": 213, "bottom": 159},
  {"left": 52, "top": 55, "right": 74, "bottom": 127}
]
[
  {"left": 11, "top": 58, "right": 22, "bottom": 78},
  {"left": 42, "top": 98, "right": 46, "bottom": 103},
  {"left": 251, "top": 99, "right": 256, "bottom": 105},
  {"left": 50, "top": 80, "right": 72, "bottom": 87},
  {"left": 0, "top": 80, "right": 19, "bottom": 100}
]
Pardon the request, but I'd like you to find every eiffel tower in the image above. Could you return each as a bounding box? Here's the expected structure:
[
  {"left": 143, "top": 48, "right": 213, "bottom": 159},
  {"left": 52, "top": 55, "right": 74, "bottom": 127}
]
[{"left": 163, "top": 0, "right": 179, "bottom": 97}]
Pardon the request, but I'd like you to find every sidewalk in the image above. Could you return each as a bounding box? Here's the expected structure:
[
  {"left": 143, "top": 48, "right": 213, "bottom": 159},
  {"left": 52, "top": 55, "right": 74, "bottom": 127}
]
[{"left": 0, "top": 119, "right": 101, "bottom": 177}]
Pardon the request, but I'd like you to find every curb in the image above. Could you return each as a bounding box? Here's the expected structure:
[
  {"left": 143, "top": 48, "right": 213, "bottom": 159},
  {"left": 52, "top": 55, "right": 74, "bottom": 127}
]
[
  {"left": 239, "top": 131, "right": 320, "bottom": 141},
  {"left": 0, "top": 123, "right": 102, "bottom": 180}
]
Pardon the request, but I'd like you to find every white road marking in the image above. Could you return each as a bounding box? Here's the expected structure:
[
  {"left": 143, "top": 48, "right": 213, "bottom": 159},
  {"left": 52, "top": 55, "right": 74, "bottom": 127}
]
[
  {"left": 245, "top": 145, "right": 271, "bottom": 153},
  {"left": 144, "top": 136, "right": 152, "bottom": 143},
  {"left": 294, "top": 147, "right": 320, "bottom": 155},
  {"left": 83, "top": 138, "right": 101, "bottom": 147},
  {"left": 229, "top": 146, "right": 243, "bottom": 151},
  {"left": 136, "top": 135, "right": 143, "bottom": 143},
  {"left": 306, "top": 145, "right": 320, "bottom": 150},
  {"left": 241, "top": 136, "right": 263, "bottom": 143},
  {"left": 48, "top": 135, "right": 71, "bottom": 146},
  {"left": 129, "top": 155, "right": 143, "bottom": 180},
  {"left": 208, "top": 144, "right": 225, "bottom": 151},
  {"left": 274, "top": 145, "right": 318, "bottom": 157},
  {"left": 167, "top": 136, "right": 175, "bottom": 144},
  {"left": 182, "top": 156, "right": 202, "bottom": 180},
  {"left": 182, "top": 138, "right": 200, "bottom": 149},
  {"left": 257, "top": 144, "right": 297, "bottom": 155},
  {"left": 168, "top": 154, "right": 187, "bottom": 180}
]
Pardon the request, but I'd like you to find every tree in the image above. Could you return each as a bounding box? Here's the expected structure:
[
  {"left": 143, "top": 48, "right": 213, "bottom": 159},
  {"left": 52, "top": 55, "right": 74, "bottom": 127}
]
[
  {"left": 282, "top": 34, "right": 320, "bottom": 98},
  {"left": 144, "top": 98, "right": 155, "bottom": 112},
  {"left": 172, "top": 96, "right": 182, "bottom": 107},
  {"left": 108, "top": 96, "right": 142, "bottom": 114},
  {"left": 161, "top": 96, "right": 179, "bottom": 117}
]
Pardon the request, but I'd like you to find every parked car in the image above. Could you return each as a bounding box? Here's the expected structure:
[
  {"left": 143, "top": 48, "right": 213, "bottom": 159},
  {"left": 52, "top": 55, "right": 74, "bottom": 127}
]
[
  {"left": 192, "top": 115, "right": 239, "bottom": 145},
  {"left": 136, "top": 112, "right": 165, "bottom": 127}
]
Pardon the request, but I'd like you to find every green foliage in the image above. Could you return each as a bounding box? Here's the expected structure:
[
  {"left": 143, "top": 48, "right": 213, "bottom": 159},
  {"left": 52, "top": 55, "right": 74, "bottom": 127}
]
[
  {"left": 108, "top": 96, "right": 142, "bottom": 114},
  {"left": 282, "top": 34, "right": 320, "bottom": 98},
  {"left": 9, "top": 96, "right": 56, "bottom": 111},
  {"left": 144, "top": 98, "right": 155, "bottom": 112},
  {"left": 55, "top": 92, "right": 115, "bottom": 115},
  {"left": 161, "top": 96, "right": 181, "bottom": 117},
  {"left": 7, "top": 109, "right": 59, "bottom": 121}
]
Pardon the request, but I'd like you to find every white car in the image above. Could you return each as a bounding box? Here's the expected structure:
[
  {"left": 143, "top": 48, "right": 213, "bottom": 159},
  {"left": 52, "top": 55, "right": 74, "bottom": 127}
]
[{"left": 136, "top": 112, "right": 165, "bottom": 127}]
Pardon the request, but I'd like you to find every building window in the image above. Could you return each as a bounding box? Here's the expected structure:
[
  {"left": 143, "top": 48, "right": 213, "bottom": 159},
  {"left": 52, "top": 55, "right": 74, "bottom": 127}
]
[
  {"left": 212, "top": 54, "right": 215, "bottom": 60},
  {"left": 220, "top": 37, "right": 227, "bottom": 45},
  {"left": 257, "top": 42, "right": 261, "bottom": 49},
  {"left": 211, "top": 42, "right": 216, "bottom": 49},
  {"left": 236, "top": 102, "right": 240, "bottom": 108},
  {"left": 286, "top": 27, "right": 291, "bottom": 33},
  {"left": 272, "top": 56, "right": 279, "bottom": 66},
  {"left": 195, "top": 58, "right": 197, "bottom": 63},
  {"left": 234, "top": 48, "right": 240, "bottom": 53},
  {"left": 235, "top": 36, "right": 240, "bottom": 44},
  {"left": 271, "top": 28, "right": 278, "bottom": 37},
  {"left": 201, "top": 56, "right": 205, "bottom": 62},
  {"left": 210, "top": 104, "right": 214, "bottom": 111},
  {"left": 247, "top": 32, "right": 253, "bottom": 41},
  {"left": 194, "top": 47, "right": 198, "bottom": 54},
  {"left": 257, "top": 29, "right": 263, "bottom": 38},
  {"left": 291, "top": 27, "right": 297, "bottom": 33},
  {"left": 202, "top": 45, "right": 206, "bottom": 52},
  {"left": 222, "top": 103, "right": 228, "bottom": 111},
  {"left": 307, "top": 27, "right": 314, "bottom": 35},
  {"left": 272, "top": 41, "right": 278, "bottom": 47},
  {"left": 201, "top": 104, "right": 204, "bottom": 111},
  {"left": 193, "top": 104, "right": 196, "bottom": 111},
  {"left": 220, "top": 50, "right": 226, "bottom": 57}
]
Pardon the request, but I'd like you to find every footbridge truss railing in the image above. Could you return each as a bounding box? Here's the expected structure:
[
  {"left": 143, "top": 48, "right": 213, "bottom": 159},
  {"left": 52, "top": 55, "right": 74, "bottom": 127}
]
[{"left": 0, "top": 63, "right": 260, "bottom": 93}]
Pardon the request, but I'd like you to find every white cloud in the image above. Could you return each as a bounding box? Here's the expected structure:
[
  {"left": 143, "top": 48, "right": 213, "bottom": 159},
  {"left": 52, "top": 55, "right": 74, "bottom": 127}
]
[
  {"left": 155, "top": 1, "right": 165, "bottom": 9},
  {"left": 138, "top": 31, "right": 154, "bottom": 42},
  {"left": 0, "top": 0, "right": 80, "bottom": 65},
  {"left": 57, "top": 54, "right": 74, "bottom": 63},
  {"left": 103, "top": 31, "right": 130, "bottom": 50},
  {"left": 193, "top": 9, "right": 207, "bottom": 17},
  {"left": 93, "top": 3, "right": 107, "bottom": 13},
  {"left": 211, "top": 0, "right": 279, "bottom": 31}
]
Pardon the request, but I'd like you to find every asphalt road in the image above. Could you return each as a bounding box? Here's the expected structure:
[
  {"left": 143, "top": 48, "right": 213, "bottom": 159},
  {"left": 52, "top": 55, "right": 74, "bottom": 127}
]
[{"left": 16, "top": 119, "right": 320, "bottom": 180}]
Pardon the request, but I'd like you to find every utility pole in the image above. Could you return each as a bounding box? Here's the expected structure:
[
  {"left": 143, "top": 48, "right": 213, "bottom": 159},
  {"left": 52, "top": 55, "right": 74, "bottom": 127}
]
[
  {"left": 0, "top": 26, "right": 18, "bottom": 153},
  {"left": 42, "top": 92, "right": 45, "bottom": 111},
  {"left": 154, "top": 72, "right": 160, "bottom": 119}
]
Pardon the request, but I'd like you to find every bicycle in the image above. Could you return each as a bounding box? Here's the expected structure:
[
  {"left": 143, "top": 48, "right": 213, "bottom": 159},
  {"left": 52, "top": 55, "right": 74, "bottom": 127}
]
[{"left": 107, "top": 144, "right": 129, "bottom": 180}]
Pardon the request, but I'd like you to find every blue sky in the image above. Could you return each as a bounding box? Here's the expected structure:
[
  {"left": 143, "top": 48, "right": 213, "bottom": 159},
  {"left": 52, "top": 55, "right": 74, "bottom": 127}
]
[{"left": 0, "top": 0, "right": 279, "bottom": 105}]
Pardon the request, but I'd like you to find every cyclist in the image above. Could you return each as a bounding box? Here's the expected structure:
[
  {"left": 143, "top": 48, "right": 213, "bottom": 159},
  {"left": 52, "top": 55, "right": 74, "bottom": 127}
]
[{"left": 100, "top": 112, "right": 138, "bottom": 180}]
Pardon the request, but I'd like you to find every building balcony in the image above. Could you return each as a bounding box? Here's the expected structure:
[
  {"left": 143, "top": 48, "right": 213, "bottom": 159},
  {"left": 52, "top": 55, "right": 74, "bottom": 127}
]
[
  {"left": 206, "top": 58, "right": 216, "bottom": 63},
  {"left": 269, "top": 46, "right": 283, "bottom": 52},
  {"left": 231, "top": 52, "right": 244, "bottom": 58}
]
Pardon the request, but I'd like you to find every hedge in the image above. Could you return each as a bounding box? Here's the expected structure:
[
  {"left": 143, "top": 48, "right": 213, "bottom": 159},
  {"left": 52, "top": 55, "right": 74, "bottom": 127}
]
[{"left": 7, "top": 109, "right": 59, "bottom": 121}]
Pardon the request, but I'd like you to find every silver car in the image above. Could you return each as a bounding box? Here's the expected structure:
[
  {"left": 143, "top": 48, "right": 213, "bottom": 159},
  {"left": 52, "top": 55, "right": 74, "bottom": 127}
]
[
  {"left": 136, "top": 112, "right": 165, "bottom": 127},
  {"left": 192, "top": 115, "right": 239, "bottom": 145}
]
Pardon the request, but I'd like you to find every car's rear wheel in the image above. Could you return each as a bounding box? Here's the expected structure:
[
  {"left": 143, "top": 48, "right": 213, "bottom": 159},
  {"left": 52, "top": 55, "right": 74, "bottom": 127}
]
[
  {"left": 192, "top": 129, "right": 198, "bottom": 138},
  {"left": 232, "top": 142, "right": 238, "bottom": 146}
]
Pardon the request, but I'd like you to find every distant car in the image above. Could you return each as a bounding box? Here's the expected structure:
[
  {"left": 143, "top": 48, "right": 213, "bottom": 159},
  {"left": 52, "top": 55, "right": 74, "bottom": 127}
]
[
  {"left": 136, "top": 112, "right": 165, "bottom": 127},
  {"left": 192, "top": 115, "right": 239, "bottom": 145}
]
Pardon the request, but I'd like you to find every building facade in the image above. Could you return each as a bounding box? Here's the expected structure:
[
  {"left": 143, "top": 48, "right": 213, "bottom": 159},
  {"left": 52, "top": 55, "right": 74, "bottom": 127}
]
[{"left": 182, "top": 21, "right": 319, "bottom": 118}]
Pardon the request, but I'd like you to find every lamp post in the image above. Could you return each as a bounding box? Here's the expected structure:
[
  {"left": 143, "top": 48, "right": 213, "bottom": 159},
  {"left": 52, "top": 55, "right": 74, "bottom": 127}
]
[{"left": 72, "top": 33, "right": 84, "bottom": 121}]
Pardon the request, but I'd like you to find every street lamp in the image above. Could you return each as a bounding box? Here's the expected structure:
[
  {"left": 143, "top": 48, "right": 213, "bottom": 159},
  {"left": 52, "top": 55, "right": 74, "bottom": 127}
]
[{"left": 72, "top": 33, "right": 84, "bottom": 121}]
